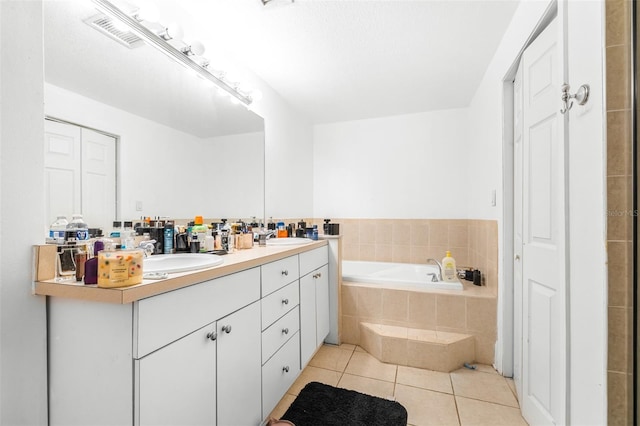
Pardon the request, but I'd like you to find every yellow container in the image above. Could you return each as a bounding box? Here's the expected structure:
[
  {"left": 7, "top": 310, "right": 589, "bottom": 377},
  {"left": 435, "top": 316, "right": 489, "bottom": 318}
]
[{"left": 97, "top": 249, "right": 144, "bottom": 288}]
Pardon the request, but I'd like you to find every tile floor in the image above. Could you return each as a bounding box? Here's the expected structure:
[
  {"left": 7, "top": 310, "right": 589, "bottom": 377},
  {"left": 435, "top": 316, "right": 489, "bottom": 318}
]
[{"left": 269, "top": 344, "right": 528, "bottom": 426}]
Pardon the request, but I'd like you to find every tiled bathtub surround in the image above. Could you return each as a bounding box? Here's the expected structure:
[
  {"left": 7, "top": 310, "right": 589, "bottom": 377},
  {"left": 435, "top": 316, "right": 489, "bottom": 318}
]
[
  {"left": 605, "top": 0, "right": 634, "bottom": 424},
  {"left": 341, "top": 282, "right": 497, "bottom": 365},
  {"left": 330, "top": 218, "right": 498, "bottom": 292}
]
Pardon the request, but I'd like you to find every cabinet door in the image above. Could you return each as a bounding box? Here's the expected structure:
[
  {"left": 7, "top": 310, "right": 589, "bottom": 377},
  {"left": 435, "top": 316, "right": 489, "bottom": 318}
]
[
  {"left": 315, "top": 264, "right": 330, "bottom": 346},
  {"left": 136, "top": 322, "right": 217, "bottom": 426},
  {"left": 299, "top": 272, "right": 317, "bottom": 368},
  {"left": 217, "top": 301, "right": 262, "bottom": 426}
]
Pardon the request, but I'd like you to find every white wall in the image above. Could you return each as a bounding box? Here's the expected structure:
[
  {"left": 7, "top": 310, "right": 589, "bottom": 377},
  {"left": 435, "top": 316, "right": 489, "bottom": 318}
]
[
  {"left": 45, "top": 84, "right": 264, "bottom": 223},
  {"left": 0, "top": 1, "right": 48, "bottom": 424},
  {"left": 313, "top": 109, "right": 469, "bottom": 219},
  {"left": 251, "top": 83, "right": 314, "bottom": 220}
]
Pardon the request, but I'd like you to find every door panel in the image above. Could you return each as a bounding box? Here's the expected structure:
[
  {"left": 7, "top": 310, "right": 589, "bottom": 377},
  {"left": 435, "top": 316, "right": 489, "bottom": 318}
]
[
  {"left": 44, "top": 120, "right": 81, "bottom": 226},
  {"left": 81, "top": 128, "right": 116, "bottom": 231},
  {"left": 520, "top": 17, "right": 566, "bottom": 426},
  {"left": 136, "top": 322, "right": 217, "bottom": 426}
]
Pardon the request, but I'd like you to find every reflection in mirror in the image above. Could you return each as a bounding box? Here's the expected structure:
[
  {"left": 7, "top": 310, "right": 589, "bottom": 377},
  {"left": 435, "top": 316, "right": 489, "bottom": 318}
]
[{"left": 43, "top": 0, "right": 265, "bottom": 232}]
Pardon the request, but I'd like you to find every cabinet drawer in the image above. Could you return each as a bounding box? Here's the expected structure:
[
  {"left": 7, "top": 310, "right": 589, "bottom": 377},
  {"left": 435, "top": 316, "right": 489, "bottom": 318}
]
[
  {"left": 134, "top": 268, "right": 260, "bottom": 358},
  {"left": 261, "top": 255, "right": 299, "bottom": 296},
  {"left": 299, "top": 246, "right": 328, "bottom": 277},
  {"left": 262, "top": 307, "right": 300, "bottom": 364},
  {"left": 261, "top": 280, "right": 299, "bottom": 330},
  {"left": 262, "top": 332, "right": 300, "bottom": 419}
]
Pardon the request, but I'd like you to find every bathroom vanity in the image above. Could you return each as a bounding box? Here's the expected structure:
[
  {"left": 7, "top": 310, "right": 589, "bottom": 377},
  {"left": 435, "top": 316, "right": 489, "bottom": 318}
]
[{"left": 35, "top": 241, "right": 333, "bottom": 426}]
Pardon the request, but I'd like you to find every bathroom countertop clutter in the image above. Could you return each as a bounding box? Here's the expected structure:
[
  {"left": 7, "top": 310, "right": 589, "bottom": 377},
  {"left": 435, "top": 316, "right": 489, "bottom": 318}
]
[{"left": 34, "top": 240, "right": 328, "bottom": 304}]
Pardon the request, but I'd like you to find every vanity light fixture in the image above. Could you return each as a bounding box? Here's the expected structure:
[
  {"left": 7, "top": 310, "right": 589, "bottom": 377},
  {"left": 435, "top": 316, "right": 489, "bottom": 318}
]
[
  {"left": 181, "top": 40, "right": 206, "bottom": 57},
  {"left": 92, "top": 0, "right": 254, "bottom": 106},
  {"left": 157, "top": 23, "right": 184, "bottom": 41}
]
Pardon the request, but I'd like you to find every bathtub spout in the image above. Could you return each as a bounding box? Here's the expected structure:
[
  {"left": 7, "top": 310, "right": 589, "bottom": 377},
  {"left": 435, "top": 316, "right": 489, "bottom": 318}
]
[{"left": 426, "top": 258, "right": 443, "bottom": 281}]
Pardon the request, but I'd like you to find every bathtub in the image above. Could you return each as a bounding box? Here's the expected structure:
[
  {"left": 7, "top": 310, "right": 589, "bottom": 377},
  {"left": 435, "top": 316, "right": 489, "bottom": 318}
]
[{"left": 342, "top": 260, "right": 463, "bottom": 291}]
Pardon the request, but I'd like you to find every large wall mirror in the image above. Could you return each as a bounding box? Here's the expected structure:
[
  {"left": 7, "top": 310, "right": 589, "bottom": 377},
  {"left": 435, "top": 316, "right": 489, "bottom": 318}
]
[{"left": 43, "top": 0, "right": 265, "bottom": 232}]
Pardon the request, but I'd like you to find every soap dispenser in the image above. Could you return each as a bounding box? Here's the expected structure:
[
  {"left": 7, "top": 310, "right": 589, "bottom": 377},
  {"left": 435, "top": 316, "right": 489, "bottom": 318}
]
[{"left": 442, "top": 251, "right": 457, "bottom": 282}]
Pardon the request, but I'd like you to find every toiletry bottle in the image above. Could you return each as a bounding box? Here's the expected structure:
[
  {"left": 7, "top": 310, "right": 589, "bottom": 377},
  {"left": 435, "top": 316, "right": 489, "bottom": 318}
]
[
  {"left": 110, "top": 221, "right": 122, "bottom": 238},
  {"left": 163, "top": 221, "right": 174, "bottom": 254},
  {"left": 267, "top": 217, "right": 275, "bottom": 231},
  {"left": 121, "top": 221, "right": 135, "bottom": 249},
  {"left": 312, "top": 225, "right": 319, "bottom": 241},
  {"left": 84, "top": 239, "right": 105, "bottom": 285},
  {"left": 277, "top": 222, "right": 287, "bottom": 238},
  {"left": 442, "top": 251, "right": 457, "bottom": 282},
  {"left": 192, "top": 216, "right": 208, "bottom": 253}
]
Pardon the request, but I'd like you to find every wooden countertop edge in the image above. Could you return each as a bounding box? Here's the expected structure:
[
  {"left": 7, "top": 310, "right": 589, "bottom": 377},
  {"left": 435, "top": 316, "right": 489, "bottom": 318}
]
[{"left": 34, "top": 240, "right": 328, "bottom": 304}]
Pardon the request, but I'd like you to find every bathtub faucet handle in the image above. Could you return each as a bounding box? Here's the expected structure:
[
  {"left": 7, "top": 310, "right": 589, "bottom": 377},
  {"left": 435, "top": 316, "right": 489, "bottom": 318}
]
[
  {"left": 427, "top": 272, "right": 439, "bottom": 282},
  {"left": 426, "top": 258, "right": 443, "bottom": 281}
]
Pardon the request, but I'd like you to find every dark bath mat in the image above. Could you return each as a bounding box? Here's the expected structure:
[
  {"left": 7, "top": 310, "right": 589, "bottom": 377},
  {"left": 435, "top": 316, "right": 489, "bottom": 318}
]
[{"left": 281, "top": 382, "right": 408, "bottom": 426}]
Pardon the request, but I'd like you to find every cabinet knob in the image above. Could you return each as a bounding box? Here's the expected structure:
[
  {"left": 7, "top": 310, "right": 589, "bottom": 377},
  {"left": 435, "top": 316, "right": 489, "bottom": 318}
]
[
  {"left": 313, "top": 272, "right": 322, "bottom": 279},
  {"left": 282, "top": 328, "right": 289, "bottom": 335},
  {"left": 221, "top": 325, "right": 232, "bottom": 334},
  {"left": 282, "top": 298, "right": 289, "bottom": 305},
  {"left": 206, "top": 332, "right": 217, "bottom": 341},
  {"left": 282, "top": 366, "right": 290, "bottom": 373},
  {"left": 281, "top": 270, "right": 289, "bottom": 276}
]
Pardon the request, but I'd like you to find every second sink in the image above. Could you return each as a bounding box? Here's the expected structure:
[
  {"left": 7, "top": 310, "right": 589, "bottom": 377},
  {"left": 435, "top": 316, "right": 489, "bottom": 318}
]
[{"left": 144, "top": 253, "right": 224, "bottom": 274}]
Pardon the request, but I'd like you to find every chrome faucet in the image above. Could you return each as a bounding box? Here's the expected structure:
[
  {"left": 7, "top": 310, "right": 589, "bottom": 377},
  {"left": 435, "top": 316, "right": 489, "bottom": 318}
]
[
  {"left": 426, "top": 258, "right": 443, "bottom": 282},
  {"left": 138, "top": 240, "right": 156, "bottom": 257}
]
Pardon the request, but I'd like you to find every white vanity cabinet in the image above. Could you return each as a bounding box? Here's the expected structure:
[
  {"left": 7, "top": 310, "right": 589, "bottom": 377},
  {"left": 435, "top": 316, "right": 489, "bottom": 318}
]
[
  {"left": 44, "top": 243, "right": 333, "bottom": 426},
  {"left": 299, "top": 247, "right": 330, "bottom": 368}
]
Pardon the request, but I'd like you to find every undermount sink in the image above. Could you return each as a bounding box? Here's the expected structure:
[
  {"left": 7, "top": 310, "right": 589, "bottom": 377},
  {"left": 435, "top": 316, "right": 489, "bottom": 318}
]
[
  {"left": 143, "top": 253, "right": 224, "bottom": 274},
  {"left": 266, "top": 238, "right": 314, "bottom": 246}
]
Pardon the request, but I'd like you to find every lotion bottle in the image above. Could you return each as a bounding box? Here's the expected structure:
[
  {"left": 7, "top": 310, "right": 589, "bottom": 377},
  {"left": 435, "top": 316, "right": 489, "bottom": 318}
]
[{"left": 442, "top": 251, "right": 457, "bottom": 282}]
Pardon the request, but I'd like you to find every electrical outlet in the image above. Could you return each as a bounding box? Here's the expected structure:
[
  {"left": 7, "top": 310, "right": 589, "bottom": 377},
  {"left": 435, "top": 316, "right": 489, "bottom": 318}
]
[{"left": 136, "top": 201, "right": 143, "bottom": 211}]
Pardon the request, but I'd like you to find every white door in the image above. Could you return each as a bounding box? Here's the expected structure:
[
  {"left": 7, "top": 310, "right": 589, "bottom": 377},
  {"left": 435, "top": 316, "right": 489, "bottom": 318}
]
[
  {"left": 216, "top": 301, "right": 262, "bottom": 426},
  {"left": 136, "top": 322, "right": 217, "bottom": 426},
  {"left": 44, "top": 119, "right": 117, "bottom": 234},
  {"left": 44, "top": 119, "right": 81, "bottom": 228},
  {"left": 519, "top": 17, "right": 567, "bottom": 425}
]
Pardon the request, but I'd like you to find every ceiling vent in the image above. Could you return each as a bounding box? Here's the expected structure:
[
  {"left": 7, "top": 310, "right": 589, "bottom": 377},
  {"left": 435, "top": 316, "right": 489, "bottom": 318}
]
[{"left": 83, "top": 13, "right": 144, "bottom": 49}]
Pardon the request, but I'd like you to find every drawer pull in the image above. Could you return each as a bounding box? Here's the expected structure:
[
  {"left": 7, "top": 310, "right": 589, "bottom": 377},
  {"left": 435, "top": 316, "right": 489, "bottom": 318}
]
[
  {"left": 206, "top": 332, "right": 217, "bottom": 341},
  {"left": 281, "top": 270, "right": 289, "bottom": 276},
  {"left": 221, "top": 325, "right": 232, "bottom": 334},
  {"left": 282, "top": 298, "right": 289, "bottom": 305},
  {"left": 282, "top": 366, "right": 290, "bottom": 373},
  {"left": 282, "top": 328, "right": 289, "bottom": 335}
]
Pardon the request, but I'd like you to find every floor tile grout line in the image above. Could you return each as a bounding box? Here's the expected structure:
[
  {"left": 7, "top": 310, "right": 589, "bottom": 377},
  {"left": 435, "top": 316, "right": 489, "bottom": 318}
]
[
  {"left": 455, "top": 394, "right": 521, "bottom": 410},
  {"left": 450, "top": 372, "right": 463, "bottom": 425}
]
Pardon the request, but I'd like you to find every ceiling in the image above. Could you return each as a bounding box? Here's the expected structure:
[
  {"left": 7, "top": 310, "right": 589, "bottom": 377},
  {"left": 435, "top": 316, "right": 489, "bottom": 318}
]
[
  {"left": 171, "top": 0, "right": 521, "bottom": 124},
  {"left": 45, "top": 0, "right": 520, "bottom": 128}
]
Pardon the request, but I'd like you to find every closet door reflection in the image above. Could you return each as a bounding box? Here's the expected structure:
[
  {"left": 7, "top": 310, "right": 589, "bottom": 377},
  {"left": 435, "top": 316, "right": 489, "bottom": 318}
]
[{"left": 44, "top": 119, "right": 116, "bottom": 233}]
